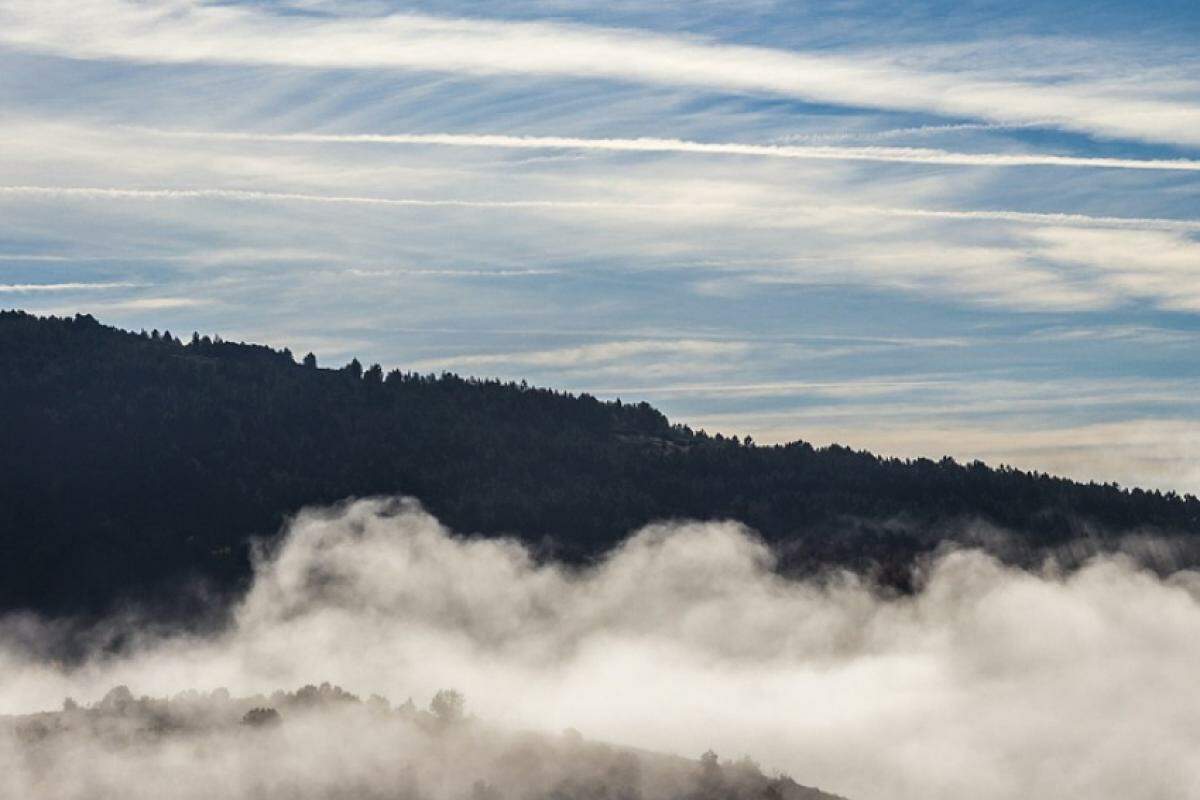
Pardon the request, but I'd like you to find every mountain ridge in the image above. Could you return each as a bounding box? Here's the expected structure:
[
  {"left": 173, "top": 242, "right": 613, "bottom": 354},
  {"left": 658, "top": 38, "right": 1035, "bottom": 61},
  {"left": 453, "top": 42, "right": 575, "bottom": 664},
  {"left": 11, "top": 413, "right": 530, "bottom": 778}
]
[{"left": 2, "top": 308, "right": 1197, "bottom": 617}]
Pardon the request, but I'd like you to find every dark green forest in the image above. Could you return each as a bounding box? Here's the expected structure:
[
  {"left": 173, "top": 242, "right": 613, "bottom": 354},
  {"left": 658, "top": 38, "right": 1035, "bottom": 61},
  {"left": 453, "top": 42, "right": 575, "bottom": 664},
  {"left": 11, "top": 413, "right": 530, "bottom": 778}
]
[{"left": 1, "top": 309, "right": 1197, "bottom": 617}]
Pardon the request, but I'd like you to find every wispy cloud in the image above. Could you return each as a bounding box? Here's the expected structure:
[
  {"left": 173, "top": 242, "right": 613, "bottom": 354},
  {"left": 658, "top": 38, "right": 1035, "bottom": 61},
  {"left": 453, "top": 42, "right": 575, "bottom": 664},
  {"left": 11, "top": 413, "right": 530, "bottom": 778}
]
[
  {"left": 0, "top": 184, "right": 635, "bottom": 210},
  {"left": 2, "top": 0, "right": 1199, "bottom": 146},
  {"left": 131, "top": 128, "right": 1200, "bottom": 172},
  {"left": 408, "top": 338, "right": 750, "bottom": 371},
  {"left": 704, "top": 416, "right": 1200, "bottom": 494},
  {"left": 101, "top": 297, "right": 210, "bottom": 311},
  {"left": 4, "top": 184, "right": 1196, "bottom": 233},
  {"left": 774, "top": 121, "right": 1050, "bottom": 143},
  {"left": 826, "top": 207, "right": 1200, "bottom": 233},
  {"left": 1027, "top": 227, "right": 1200, "bottom": 311},
  {"left": 4, "top": 179, "right": 1197, "bottom": 316},
  {"left": 341, "top": 267, "right": 560, "bottom": 278},
  {"left": 0, "top": 281, "right": 141, "bottom": 292},
  {"left": 725, "top": 227, "right": 1200, "bottom": 313}
]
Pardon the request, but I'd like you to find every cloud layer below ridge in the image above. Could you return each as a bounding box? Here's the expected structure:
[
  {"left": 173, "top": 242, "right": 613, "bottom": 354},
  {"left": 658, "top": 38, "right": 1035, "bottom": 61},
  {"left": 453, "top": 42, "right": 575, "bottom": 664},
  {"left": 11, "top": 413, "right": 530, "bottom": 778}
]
[{"left": 3, "top": 498, "right": 1199, "bottom": 800}]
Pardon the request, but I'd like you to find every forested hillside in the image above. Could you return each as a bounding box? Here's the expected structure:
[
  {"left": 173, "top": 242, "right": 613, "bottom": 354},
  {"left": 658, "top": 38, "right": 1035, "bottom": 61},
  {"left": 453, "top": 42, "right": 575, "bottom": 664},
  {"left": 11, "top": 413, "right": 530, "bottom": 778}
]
[
  {"left": 4, "top": 682, "right": 845, "bottom": 800},
  {"left": 2, "top": 309, "right": 1197, "bottom": 616}
]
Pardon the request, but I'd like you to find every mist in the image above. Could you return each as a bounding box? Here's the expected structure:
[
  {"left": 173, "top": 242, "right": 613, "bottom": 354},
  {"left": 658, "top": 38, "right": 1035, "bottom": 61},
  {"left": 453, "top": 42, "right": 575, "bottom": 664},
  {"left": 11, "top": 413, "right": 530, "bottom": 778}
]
[{"left": 3, "top": 497, "right": 1199, "bottom": 800}]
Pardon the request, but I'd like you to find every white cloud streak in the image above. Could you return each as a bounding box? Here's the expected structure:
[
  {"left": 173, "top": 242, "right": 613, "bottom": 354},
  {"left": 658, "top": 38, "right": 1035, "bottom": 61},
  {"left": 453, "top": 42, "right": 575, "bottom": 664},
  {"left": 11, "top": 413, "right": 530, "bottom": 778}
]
[
  {"left": 0, "top": 281, "right": 141, "bottom": 292},
  {"left": 101, "top": 297, "right": 209, "bottom": 310},
  {"left": 3, "top": 184, "right": 1196, "bottom": 232},
  {"left": 0, "top": 184, "right": 635, "bottom": 210},
  {"left": 408, "top": 339, "right": 749, "bottom": 371},
  {"left": 130, "top": 128, "right": 1200, "bottom": 172},
  {"left": 785, "top": 205, "right": 1200, "bottom": 233},
  {"left": 1, "top": 1, "right": 1199, "bottom": 146}
]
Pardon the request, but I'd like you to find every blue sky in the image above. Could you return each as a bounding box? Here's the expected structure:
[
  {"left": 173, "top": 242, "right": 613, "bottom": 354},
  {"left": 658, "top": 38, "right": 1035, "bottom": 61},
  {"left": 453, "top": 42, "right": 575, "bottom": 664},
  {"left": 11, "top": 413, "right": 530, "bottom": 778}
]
[{"left": 0, "top": 0, "right": 1197, "bottom": 492}]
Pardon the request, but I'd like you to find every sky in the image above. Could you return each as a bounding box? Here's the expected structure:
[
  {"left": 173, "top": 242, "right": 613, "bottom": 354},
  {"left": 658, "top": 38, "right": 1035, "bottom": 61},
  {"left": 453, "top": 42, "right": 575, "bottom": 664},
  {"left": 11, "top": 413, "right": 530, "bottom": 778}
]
[{"left": 0, "top": 0, "right": 1197, "bottom": 493}]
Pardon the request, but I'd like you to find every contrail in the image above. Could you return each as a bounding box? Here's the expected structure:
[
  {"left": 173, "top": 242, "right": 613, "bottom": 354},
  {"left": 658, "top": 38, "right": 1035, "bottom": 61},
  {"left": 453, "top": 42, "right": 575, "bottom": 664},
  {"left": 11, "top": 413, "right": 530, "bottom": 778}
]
[
  {"left": 0, "top": 185, "right": 648, "bottom": 210},
  {"left": 794, "top": 203, "right": 1200, "bottom": 232},
  {"left": 0, "top": 281, "right": 141, "bottom": 292},
  {"left": 3, "top": 184, "right": 1198, "bottom": 232},
  {"left": 133, "top": 128, "right": 1200, "bottom": 172}
]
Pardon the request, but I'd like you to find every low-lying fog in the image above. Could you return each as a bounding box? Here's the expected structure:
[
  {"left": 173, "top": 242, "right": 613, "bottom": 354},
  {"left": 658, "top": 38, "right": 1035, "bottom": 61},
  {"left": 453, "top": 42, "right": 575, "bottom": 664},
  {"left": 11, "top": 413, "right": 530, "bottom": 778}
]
[{"left": 3, "top": 497, "right": 1199, "bottom": 800}]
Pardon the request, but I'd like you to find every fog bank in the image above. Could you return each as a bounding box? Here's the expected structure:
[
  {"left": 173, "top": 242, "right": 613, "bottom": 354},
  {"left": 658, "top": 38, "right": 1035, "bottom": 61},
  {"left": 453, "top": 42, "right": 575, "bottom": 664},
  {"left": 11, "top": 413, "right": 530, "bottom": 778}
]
[{"left": 3, "top": 498, "right": 1199, "bottom": 800}]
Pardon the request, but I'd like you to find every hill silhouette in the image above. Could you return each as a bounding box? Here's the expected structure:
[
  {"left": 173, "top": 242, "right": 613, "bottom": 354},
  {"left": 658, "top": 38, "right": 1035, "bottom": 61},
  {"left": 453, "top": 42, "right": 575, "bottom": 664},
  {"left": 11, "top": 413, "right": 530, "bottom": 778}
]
[{"left": 1, "top": 309, "right": 1197, "bottom": 617}]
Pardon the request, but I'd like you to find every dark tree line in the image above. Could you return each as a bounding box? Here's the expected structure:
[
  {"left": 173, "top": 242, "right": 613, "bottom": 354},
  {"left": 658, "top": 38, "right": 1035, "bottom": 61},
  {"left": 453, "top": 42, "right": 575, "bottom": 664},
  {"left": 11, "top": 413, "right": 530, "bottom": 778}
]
[{"left": 1, "top": 309, "right": 1197, "bottom": 617}]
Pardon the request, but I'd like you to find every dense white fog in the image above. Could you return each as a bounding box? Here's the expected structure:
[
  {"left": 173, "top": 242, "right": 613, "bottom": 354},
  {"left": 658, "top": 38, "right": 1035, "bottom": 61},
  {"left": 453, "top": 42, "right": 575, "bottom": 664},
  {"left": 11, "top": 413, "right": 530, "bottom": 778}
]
[{"left": 4, "top": 497, "right": 1200, "bottom": 800}]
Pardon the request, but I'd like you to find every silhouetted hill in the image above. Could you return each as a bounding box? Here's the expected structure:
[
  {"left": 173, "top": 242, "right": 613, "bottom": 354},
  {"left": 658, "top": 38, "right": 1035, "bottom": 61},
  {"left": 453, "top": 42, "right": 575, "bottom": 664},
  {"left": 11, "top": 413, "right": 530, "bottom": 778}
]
[{"left": 1, "top": 309, "right": 1197, "bottom": 617}]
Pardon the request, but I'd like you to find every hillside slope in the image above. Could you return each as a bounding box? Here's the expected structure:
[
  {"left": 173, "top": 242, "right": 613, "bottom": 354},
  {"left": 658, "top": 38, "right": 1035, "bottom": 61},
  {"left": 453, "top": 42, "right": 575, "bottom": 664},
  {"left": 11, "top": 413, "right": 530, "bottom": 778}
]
[
  {"left": 3, "top": 682, "right": 847, "bottom": 800},
  {"left": 1, "top": 310, "right": 1197, "bottom": 616}
]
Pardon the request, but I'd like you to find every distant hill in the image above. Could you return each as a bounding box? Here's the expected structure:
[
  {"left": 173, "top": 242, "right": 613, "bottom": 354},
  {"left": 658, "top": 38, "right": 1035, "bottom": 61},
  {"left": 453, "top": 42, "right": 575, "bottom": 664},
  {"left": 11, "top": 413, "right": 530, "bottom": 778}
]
[
  {"left": 4, "top": 682, "right": 847, "bottom": 800},
  {"left": 1, "top": 309, "right": 1197, "bottom": 617}
]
